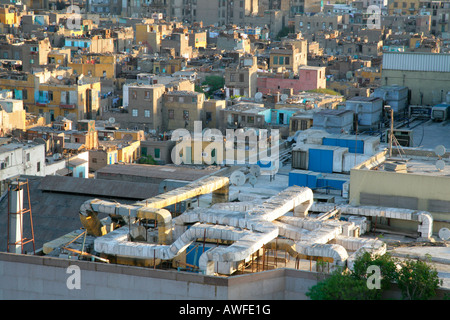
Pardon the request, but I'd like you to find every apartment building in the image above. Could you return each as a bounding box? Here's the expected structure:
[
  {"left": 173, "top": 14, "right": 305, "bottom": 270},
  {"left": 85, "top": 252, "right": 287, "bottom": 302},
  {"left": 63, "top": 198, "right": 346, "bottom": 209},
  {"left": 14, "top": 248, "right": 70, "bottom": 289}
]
[
  {"left": 224, "top": 55, "right": 258, "bottom": 99},
  {"left": 295, "top": 14, "right": 344, "bottom": 34},
  {"left": 0, "top": 37, "right": 52, "bottom": 71},
  {"left": 0, "top": 99, "right": 26, "bottom": 135},
  {"left": 68, "top": 54, "right": 117, "bottom": 79},
  {"left": 194, "top": 0, "right": 258, "bottom": 26},
  {"left": 163, "top": 90, "right": 205, "bottom": 132},
  {"left": 31, "top": 75, "right": 102, "bottom": 122},
  {"left": 269, "top": 43, "right": 307, "bottom": 75},
  {"left": 257, "top": 66, "right": 327, "bottom": 95}
]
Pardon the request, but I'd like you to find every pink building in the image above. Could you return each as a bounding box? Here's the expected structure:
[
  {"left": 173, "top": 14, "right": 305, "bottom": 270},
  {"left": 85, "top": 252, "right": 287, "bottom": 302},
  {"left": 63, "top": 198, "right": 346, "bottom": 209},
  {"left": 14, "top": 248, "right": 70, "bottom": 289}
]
[{"left": 257, "top": 66, "right": 326, "bottom": 95}]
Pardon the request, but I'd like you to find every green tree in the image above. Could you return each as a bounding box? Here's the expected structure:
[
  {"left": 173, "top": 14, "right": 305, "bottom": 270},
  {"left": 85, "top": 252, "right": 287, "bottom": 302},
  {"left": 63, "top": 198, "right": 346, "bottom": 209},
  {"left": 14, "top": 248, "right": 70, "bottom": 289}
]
[
  {"left": 306, "top": 269, "right": 378, "bottom": 300},
  {"left": 201, "top": 76, "right": 225, "bottom": 98},
  {"left": 307, "top": 88, "right": 341, "bottom": 96},
  {"left": 137, "top": 155, "right": 157, "bottom": 165},
  {"left": 396, "top": 258, "right": 442, "bottom": 300},
  {"left": 352, "top": 252, "right": 398, "bottom": 293},
  {"left": 306, "top": 252, "right": 443, "bottom": 300}
]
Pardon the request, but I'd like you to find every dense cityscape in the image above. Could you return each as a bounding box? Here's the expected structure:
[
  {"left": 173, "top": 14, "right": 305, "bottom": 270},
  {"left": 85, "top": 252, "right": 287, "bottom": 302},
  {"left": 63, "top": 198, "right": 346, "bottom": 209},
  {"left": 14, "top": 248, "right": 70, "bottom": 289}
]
[{"left": 0, "top": 0, "right": 449, "bottom": 303}]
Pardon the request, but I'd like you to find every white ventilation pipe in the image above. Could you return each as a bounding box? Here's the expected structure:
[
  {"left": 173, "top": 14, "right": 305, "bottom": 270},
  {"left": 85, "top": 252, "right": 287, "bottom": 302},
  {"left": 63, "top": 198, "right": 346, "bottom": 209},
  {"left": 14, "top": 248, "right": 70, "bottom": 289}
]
[
  {"left": 94, "top": 222, "right": 278, "bottom": 275},
  {"left": 94, "top": 186, "right": 314, "bottom": 274},
  {"left": 8, "top": 185, "right": 24, "bottom": 254},
  {"left": 79, "top": 176, "right": 230, "bottom": 239},
  {"left": 334, "top": 235, "right": 387, "bottom": 271},
  {"left": 312, "top": 203, "right": 434, "bottom": 240}
]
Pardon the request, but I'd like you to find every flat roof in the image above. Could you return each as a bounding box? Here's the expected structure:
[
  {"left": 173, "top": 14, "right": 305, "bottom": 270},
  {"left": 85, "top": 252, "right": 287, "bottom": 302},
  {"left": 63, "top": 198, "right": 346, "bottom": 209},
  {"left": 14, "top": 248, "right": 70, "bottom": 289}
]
[
  {"left": 96, "top": 164, "right": 220, "bottom": 181},
  {"left": 39, "top": 175, "right": 160, "bottom": 200}
]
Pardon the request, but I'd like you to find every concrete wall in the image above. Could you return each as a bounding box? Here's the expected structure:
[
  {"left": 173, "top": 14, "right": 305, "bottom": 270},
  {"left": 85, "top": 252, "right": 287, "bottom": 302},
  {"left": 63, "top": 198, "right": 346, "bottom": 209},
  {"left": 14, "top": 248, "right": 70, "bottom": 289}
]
[
  {"left": 350, "top": 159, "right": 450, "bottom": 231},
  {"left": 0, "top": 252, "right": 320, "bottom": 300},
  {"left": 382, "top": 69, "right": 450, "bottom": 106}
]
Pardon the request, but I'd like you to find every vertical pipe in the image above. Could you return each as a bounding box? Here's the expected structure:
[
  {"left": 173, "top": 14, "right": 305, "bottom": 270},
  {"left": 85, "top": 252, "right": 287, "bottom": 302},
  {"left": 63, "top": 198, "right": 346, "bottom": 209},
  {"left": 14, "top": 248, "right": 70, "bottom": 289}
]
[
  {"left": 9, "top": 184, "right": 24, "bottom": 254},
  {"left": 262, "top": 245, "right": 265, "bottom": 271}
]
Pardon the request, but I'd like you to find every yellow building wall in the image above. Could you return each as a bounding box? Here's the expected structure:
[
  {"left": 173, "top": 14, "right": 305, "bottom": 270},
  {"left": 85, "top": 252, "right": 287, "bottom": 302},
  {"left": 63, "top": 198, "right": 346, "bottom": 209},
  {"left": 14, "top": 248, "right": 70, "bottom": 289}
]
[
  {"left": 0, "top": 77, "right": 35, "bottom": 106},
  {"left": 165, "top": 99, "right": 203, "bottom": 131},
  {"left": 29, "top": 81, "right": 101, "bottom": 121},
  {"left": 69, "top": 55, "right": 115, "bottom": 78},
  {"left": 114, "top": 130, "right": 144, "bottom": 141},
  {"left": 350, "top": 164, "right": 450, "bottom": 231},
  {"left": 118, "top": 140, "right": 141, "bottom": 163}
]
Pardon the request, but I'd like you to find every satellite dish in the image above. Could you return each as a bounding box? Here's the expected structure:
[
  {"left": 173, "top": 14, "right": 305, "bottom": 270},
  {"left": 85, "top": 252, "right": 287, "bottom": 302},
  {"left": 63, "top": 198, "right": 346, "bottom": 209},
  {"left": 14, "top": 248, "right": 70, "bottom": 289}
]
[
  {"left": 255, "top": 92, "right": 263, "bottom": 101},
  {"left": 230, "top": 170, "right": 246, "bottom": 186},
  {"left": 109, "top": 117, "right": 116, "bottom": 124},
  {"left": 435, "top": 145, "right": 446, "bottom": 157},
  {"left": 280, "top": 94, "right": 288, "bottom": 102},
  {"left": 438, "top": 228, "right": 450, "bottom": 241},
  {"left": 436, "top": 159, "right": 445, "bottom": 171}
]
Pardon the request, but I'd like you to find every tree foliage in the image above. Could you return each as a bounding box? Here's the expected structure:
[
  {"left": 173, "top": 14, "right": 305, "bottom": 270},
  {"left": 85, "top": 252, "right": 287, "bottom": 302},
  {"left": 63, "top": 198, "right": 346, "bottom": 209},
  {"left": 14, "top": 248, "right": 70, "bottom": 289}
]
[
  {"left": 137, "top": 155, "right": 157, "bottom": 165},
  {"left": 306, "top": 252, "right": 443, "bottom": 300},
  {"left": 396, "top": 258, "right": 442, "bottom": 300},
  {"left": 201, "top": 76, "right": 225, "bottom": 98},
  {"left": 306, "top": 269, "right": 379, "bottom": 300}
]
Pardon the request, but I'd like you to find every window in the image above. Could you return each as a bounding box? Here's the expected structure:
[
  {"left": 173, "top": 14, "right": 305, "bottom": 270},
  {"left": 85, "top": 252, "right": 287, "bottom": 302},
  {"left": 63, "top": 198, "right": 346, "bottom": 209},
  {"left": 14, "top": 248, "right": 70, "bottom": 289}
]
[
  {"left": 145, "top": 91, "right": 151, "bottom": 99},
  {"left": 48, "top": 91, "right": 53, "bottom": 101},
  {"left": 132, "top": 90, "right": 137, "bottom": 99},
  {"left": 183, "top": 110, "right": 189, "bottom": 120},
  {"left": 26, "top": 153, "right": 30, "bottom": 162},
  {"left": 285, "top": 57, "right": 290, "bottom": 65},
  {"left": 37, "top": 162, "right": 41, "bottom": 172},
  {"left": 169, "top": 109, "right": 174, "bottom": 119},
  {"left": 22, "top": 89, "right": 27, "bottom": 100},
  {"left": 279, "top": 56, "right": 284, "bottom": 65},
  {"left": 132, "top": 109, "right": 138, "bottom": 117},
  {"left": 239, "top": 73, "right": 245, "bottom": 82},
  {"left": 144, "top": 109, "right": 151, "bottom": 117},
  {"left": 273, "top": 56, "right": 278, "bottom": 64},
  {"left": 30, "top": 59, "right": 34, "bottom": 64},
  {"left": 154, "top": 148, "right": 160, "bottom": 159},
  {"left": 247, "top": 116, "right": 254, "bottom": 124},
  {"left": 92, "top": 158, "right": 97, "bottom": 163}
]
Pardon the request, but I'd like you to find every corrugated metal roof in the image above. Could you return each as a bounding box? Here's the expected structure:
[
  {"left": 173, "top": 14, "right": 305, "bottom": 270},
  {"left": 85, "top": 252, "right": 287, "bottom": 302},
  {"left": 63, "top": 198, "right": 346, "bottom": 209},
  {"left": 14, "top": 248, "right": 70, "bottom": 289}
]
[
  {"left": 0, "top": 175, "right": 138, "bottom": 252},
  {"left": 96, "top": 164, "right": 220, "bottom": 181},
  {"left": 39, "top": 175, "right": 160, "bottom": 200},
  {"left": 382, "top": 52, "right": 450, "bottom": 72}
]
